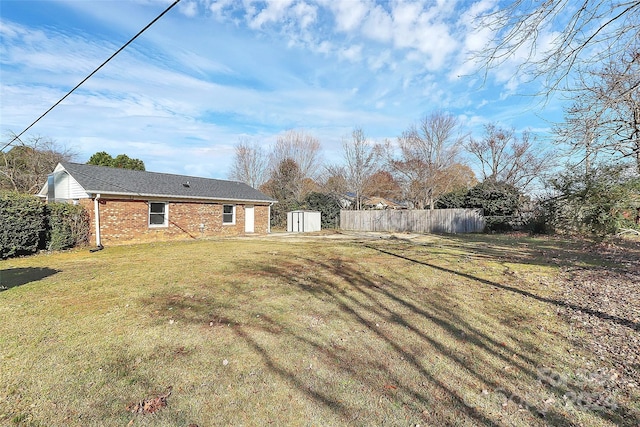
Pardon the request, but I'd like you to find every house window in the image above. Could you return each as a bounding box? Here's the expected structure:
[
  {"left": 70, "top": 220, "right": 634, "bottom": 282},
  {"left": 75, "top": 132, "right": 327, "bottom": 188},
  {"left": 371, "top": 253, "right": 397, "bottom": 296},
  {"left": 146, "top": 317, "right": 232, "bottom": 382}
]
[
  {"left": 149, "top": 202, "right": 168, "bottom": 227},
  {"left": 223, "top": 204, "right": 235, "bottom": 224},
  {"left": 47, "top": 174, "right": 55, "bottom": 202}
]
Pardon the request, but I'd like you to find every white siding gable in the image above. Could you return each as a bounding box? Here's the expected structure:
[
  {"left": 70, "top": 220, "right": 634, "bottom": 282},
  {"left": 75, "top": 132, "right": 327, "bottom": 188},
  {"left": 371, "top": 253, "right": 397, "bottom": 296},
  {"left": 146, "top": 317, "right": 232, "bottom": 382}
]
[
  {"left": 56, "top": 170, "right": 90, "bottom": 200},
  {"left": 39, "top": 163, "right": 90, "bottom": 201}
]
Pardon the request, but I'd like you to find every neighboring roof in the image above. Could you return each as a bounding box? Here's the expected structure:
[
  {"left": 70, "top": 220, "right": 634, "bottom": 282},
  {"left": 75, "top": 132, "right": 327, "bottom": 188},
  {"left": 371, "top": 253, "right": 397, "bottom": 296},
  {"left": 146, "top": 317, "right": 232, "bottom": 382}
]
[
  {"left": 51, "top": 162, "right": 275, "bottom": 203},
  {"left": 364, "top": 196, "right": 403, "bottom": 208}
]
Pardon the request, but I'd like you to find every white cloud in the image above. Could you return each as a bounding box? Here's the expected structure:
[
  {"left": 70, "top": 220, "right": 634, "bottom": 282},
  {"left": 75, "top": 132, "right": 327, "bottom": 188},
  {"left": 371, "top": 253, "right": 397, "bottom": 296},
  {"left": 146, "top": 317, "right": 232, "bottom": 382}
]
[
  {"left": 0, "top": 0, "right": 562, "bottom": 178},
  {"left": 390, "top": 1, "right": 422, "bottom": 30},
  {"left": 0, "top": 22, "right": 113, "bottom": 76},
  {"left": 366, "top": 49, "right": 393, "bottom": 71},
  {"left": 292, "top": 2, "right": 317, "bottom": 29},
  {"left": 325, "top": 0, "right": 370, "bottom": 33},
  {"left": 315, "top": 40, "right": 332, "bottom": 54},
  {"left": 247, "top": 0, "right": 295, "bottom": 29},
  {"left": 179, "top": 1, "right": 198, "bottom": 18},
  {"left": 0, "top": 20, "right": 23, "bottom": 38},
  {"left": 338, "top": 44, "right": 363, "bottom": 62},
  {"left": 208, "top": 0, "right": 234, "bottom": 17},
  {"left": 361, "top": 5, "right": 393, "bottom": 42}
]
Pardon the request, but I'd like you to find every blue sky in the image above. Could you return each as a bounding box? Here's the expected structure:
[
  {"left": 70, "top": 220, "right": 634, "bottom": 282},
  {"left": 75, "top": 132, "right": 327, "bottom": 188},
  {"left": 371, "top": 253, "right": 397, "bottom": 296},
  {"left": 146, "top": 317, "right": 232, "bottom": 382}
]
[{"left": 0, "top": 0, "right": 563, "bottom": 179}]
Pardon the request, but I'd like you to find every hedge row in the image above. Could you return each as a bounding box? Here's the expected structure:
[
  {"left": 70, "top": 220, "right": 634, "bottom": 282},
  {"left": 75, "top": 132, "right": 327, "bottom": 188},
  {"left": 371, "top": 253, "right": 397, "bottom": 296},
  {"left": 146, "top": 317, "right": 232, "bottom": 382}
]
[{"left": 0, "top": 192, "right": 90, "bottom": 259}]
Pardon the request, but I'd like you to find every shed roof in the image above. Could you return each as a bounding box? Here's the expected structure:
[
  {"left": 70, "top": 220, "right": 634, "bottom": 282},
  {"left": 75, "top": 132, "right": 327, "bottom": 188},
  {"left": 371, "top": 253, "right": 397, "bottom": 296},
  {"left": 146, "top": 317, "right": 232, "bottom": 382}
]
[{"left": 47, "top": 162, "right": 275, "bottom": 203}]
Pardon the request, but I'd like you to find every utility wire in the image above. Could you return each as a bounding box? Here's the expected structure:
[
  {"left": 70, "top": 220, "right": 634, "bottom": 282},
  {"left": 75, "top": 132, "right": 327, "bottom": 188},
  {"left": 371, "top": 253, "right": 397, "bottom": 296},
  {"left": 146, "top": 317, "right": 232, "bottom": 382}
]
[{"left": 1, "top": 0, "right": 183, "bottom": 153}]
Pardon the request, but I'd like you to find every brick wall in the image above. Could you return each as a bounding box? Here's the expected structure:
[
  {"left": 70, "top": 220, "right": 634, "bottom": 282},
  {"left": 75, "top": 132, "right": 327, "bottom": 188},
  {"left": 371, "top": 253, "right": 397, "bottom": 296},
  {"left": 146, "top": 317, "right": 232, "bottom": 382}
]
[
  {"left": 80, "top": 198, "right": 270, "bottom": 246},
  {"left": 254, "top": 205, "right": 270, "bottom": 234}
]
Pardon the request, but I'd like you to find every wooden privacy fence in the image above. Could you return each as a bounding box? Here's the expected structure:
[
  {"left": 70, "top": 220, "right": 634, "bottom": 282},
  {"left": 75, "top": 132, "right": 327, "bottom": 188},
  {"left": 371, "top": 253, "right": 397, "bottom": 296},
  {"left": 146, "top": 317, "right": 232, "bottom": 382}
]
[{"left": 340, "top": 209, "right": 485, "bottom": 234}]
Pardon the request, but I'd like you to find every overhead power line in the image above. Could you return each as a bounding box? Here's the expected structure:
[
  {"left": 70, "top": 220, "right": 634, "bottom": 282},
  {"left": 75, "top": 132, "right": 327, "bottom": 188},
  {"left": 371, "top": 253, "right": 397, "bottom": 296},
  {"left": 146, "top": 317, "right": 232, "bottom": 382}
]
[{"left": 1, "top": 0, "right": 183, "bottom": 153}]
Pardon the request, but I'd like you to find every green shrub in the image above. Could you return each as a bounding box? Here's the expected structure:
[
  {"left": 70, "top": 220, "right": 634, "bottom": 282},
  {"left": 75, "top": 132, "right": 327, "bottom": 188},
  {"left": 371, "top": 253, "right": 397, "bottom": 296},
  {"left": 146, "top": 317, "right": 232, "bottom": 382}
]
[
  {"left": 543, "top": 163, "right": 640, "bottom": 237},
  {"left": 436, "top": 181, "right": 523, "bottom": 232},
  {"left": 270, "top": 200, "right": 300, "bottom": 229},
  {"left": 0, "top": 193, "right": 90, "bottom": 258},
  {"left": 464, "top": 181, "right": 523, "bottom": 232},
  {"left": 302, "top": 192, "right": 341, "bottom": 229},
  {"left": 46, "top": 202, "right": 90, "bottom": 251},
  {"left": 435, "top": 188, "right": 467, "bottom": 209},
  {"left": 526, "top": 198, "right": 555, "bottom": 235},
  {"left": 0, "top": 192, "right": 45, "bottom": 258}
]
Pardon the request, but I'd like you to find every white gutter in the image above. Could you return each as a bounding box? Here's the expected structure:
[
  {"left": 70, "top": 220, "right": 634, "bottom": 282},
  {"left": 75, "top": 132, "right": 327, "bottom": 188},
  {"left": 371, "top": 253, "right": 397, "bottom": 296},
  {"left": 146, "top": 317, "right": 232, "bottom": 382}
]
[
  {"left": 81, "top": 190, "right": 275, "bottom": 205},
  {"left": 94, "top": 194, "right": 102, "bottom": 247}
]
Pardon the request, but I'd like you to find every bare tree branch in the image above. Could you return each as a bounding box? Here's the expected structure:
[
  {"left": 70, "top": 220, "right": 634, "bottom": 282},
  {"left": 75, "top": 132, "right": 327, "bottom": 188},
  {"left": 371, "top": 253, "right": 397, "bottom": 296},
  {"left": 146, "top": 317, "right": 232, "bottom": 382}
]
[
  {"left": 228, "top": 137, "right": 268, "bottom": 188},
  {"left": 342, "top": 128, "right": 381, "bottom": 210},
  {"left": 554, "top": 48, "right": 640, "bottom": 173},
  {"left": 386, "top": 112, "right": 466, "bottom": 209},
  {"left": 465, "top": 124, "right": 552, "bottom": 192},
  {"left": 266, "top": 129, "right": 323, "bottom": 203},
  {"left": 0, "top": 133, "right": 76, "bottom": 194},
  {"left": 477, "top": 0, "right": 640, "bottom": 94},
  {"left": 269, "top": 129, "right": 322, "bottom": 181}
]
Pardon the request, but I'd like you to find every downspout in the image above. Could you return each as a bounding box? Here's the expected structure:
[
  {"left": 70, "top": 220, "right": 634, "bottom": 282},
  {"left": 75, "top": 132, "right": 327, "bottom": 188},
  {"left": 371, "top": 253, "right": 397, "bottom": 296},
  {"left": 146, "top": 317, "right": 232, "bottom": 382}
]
[
  {"left": 91, "top": 193, "right": 104, "bottom": 252},
  {"left": 268, "top": 203, "right": 272, "bottom": 234}
]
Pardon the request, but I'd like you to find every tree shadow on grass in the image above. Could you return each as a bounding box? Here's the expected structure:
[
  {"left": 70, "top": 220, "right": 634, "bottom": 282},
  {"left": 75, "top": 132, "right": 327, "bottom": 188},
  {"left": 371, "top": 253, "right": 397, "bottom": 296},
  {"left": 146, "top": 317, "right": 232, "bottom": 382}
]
[
  {"left": 429, "top": 233, "right": 640, "bottom": 272},
  {"left": 365, "top": 244, "right": 640, "bottom": 333},
  {"left": 240, "top": 244, "right": 638, "bottom": 426},
  {"left": 225, "top": 258, "right": 579, "bottom": 425},
  {"left": 362, "top": 243, "right": 640, "bottom": 426},
  {"left": 0, "top": 267, "right": 59, "bottom": 291},
  {"left": 141, "top": 239, "right": 639, "bottom": 426}
]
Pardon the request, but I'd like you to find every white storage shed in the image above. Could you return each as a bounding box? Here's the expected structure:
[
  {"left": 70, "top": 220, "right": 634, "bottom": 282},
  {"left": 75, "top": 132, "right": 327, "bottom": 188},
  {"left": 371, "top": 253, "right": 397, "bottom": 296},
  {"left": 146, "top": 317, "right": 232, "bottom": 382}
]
[{"left": 287, "top": 210, "right": 321, "bottom": 232}]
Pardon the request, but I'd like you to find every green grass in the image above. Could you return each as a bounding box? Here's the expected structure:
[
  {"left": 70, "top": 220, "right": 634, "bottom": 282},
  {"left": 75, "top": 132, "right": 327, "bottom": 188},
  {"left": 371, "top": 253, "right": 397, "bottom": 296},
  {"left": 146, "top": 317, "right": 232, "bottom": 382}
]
[{"left": 0, "top": 233, "right": 638, "bottom": 426}]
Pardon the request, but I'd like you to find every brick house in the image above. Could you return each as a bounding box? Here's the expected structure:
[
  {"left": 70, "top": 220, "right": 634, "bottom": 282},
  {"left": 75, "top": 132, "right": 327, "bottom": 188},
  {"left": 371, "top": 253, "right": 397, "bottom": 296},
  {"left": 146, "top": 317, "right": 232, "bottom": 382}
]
[{"left": 37, "top": 162, "right": 275, "bottom": 246}]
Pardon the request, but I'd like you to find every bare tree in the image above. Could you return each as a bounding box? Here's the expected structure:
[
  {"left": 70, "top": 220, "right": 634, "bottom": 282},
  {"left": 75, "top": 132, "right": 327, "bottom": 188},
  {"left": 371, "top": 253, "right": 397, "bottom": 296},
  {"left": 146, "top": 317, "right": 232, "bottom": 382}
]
[
  {"left": 554, "top": 50, "right": 640, "bottom": 173},
  {"left": 342, "top": 128, "right": 381, "bottom": 210},
  {"left": 228, "top": 137, "right": 268, "bottom": 188},
  {"left": 0, "top": 134, "right": 76, "bottom": 193},
  {"left": 269, "top": 130, "right": 322, "bottom": 181},
  {"left": 477, "top": 1, "right": 640, "bottom": 93},
  {"left": 268, "top": 129, "right": 322, "bottom": 202},
  {"left": 387, "top": 112, "right": 465, "bottom": 209},
  {"left": 465, "top": 124, "right": 551, "bottom": 192}
]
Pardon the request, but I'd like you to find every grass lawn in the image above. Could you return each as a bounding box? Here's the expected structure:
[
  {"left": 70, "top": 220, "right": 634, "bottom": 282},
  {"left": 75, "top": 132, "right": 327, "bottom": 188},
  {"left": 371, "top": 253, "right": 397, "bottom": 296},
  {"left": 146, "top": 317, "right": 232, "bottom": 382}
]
[{"left": 1, "top": 232, "right": 638, "bottom": 426}]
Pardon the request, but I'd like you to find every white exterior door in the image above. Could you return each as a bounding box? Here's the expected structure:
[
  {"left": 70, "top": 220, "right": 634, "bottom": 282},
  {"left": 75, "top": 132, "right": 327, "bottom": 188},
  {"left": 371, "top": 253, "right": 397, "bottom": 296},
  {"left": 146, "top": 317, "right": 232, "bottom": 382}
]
[{"left": 245, "top": 205, "right": 255, "bottom": 233}]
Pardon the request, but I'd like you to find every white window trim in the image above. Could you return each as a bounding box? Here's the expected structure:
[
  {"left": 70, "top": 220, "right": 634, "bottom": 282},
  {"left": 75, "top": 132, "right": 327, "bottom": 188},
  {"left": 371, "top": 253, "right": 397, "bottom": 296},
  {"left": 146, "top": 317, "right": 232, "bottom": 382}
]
[
  {"left": 222, "top": 204, "right": 236, "bottom": 225},
  {"left": 149, "top": 202, "right": 169, "bottom": 228}
]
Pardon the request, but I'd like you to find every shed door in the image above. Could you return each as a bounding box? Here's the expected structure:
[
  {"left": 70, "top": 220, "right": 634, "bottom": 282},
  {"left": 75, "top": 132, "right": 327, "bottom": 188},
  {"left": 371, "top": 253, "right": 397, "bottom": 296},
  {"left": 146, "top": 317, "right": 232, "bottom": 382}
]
[
  {"left": 245, "top": 205, "right": 255, "bottom": 233},
  {"left": 293, "top": 211, "right": 304, "bottom": 232}
]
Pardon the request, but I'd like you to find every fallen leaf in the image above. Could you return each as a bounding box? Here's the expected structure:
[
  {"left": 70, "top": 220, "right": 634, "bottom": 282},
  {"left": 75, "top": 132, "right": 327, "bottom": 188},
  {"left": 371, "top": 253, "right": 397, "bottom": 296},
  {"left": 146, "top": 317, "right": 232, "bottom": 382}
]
[{"left": 127, "top": 386, "right": 172, "bottom": 415}]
